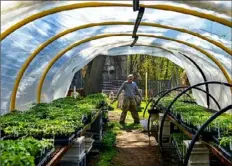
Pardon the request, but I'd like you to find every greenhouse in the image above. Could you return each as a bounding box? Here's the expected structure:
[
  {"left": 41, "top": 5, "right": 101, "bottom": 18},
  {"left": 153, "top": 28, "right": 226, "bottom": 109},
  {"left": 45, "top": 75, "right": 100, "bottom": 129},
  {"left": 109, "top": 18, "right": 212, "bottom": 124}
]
[{"left": 0, "top": 1, "right": 231, "bottom": 166}]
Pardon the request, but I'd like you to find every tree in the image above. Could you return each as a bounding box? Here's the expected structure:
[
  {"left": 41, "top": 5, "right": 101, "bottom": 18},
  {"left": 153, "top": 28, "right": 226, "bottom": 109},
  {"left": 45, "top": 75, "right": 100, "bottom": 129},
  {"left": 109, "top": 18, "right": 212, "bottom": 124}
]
[
  {"left": 127, "top": 54, "right": 183, "bottom": 81},
  {"left": 84, "top": 55, "right": 106, "bottom": 95}
]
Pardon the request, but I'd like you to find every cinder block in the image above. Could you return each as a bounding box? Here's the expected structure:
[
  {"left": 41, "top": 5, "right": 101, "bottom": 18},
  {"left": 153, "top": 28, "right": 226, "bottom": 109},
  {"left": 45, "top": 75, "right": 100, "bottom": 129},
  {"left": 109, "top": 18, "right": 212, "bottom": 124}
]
[
  {"left": 159, "top": 113, "right": 170, "bottom": 128},
  {"left": 159, "top": 113, "right": 169, "bottom": 122},
  {"left": 60, "top": 152, "right": 86, "bottom": 166},
  {"left": 62, "top": 136, "right": 85, "bottom": 160},
  {"left": 160, "top": 125, "right": 170, "bottom": 135},
  {"left": 158, "top": 133, "right": 171, "bottom": 145},
  {"left": 183, "top": 140, "right": 209, "bottom": 166},
  {"left": 85, "top": 137, "right": 94, "bottom": 153}
]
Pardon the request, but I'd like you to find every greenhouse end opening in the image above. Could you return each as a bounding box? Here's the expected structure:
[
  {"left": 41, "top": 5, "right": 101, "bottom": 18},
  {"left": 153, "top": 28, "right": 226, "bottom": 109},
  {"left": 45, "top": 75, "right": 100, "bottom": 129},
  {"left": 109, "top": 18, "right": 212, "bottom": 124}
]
[{"left": 1, "top": 1, "right": 231, "bottom": 166}]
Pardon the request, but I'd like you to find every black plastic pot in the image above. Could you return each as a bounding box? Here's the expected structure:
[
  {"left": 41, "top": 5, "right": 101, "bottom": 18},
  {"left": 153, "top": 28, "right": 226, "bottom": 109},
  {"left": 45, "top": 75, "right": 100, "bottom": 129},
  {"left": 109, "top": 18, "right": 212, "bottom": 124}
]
[
  {"left": 102, "top": 117, "right": 108, "bottom": 123},
  {"left": 36, "top": 148, "right": 55, "bottom": 166},
  {"left": 82, "top": 115, "right": 89, "bottom": 125},
  {"left": 0, "top": 130, "right": 6, "bottom": 138},
  {"left": 2, "top": 135, "right": 20, "bottom": 140},
  {"left": 148, "top": 107, "right": 160, "bottom": 115},
  {"left": 54, "top": 133, "right": 75, "bottom": 145},
  {"left": 211, "top": 136, "right": 232, "bottom": 161},
  {"left": 75, "top": 127, "right": 82, "bottom": 137},
  {"left": 87, "top": 113, "right": 92, "bottom": 123}
]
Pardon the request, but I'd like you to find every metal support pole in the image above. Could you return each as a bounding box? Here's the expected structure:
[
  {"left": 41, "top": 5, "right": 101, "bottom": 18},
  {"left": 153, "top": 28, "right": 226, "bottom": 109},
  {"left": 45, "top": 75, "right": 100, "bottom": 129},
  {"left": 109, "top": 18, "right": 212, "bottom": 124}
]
[{"left": 145, "top": 72, "right": 148, "bottom": 102}]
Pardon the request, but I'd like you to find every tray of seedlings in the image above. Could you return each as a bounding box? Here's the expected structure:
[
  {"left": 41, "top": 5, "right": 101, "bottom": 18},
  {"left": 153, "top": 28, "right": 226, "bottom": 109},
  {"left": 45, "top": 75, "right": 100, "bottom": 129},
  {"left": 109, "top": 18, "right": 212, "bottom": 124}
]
[
  {"left": 0, "top": 137, "right": 54, "bottom": 166},
  {"left": 0, "top": 94, "right": 107, "bottom": 146},
  {"left": 171, "top": 132, "right": 189, "bottom": 160},
  {"left": 156, "top": 96, "right": 232, "bottom": 161},
  {"left": 212, "top": 134, "right": 232, "bottom": 161}
]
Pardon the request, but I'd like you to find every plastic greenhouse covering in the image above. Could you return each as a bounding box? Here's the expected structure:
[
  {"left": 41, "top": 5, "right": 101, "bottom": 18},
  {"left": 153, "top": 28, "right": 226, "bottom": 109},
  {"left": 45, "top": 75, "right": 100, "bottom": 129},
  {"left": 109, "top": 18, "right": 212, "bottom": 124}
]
[{"left": 1, "top": 1, "right": 232, "bottom": 115}]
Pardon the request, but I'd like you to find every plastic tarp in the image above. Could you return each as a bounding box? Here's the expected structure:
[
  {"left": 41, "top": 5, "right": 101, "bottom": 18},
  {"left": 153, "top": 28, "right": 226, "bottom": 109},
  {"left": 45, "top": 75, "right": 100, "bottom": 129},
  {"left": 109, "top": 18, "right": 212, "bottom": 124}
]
[
  {"left": 1, "top": 1, "right": 231, "bottom": 114},
  {"left": 105, "top": 45, "right": 231, "bottom": 113}
]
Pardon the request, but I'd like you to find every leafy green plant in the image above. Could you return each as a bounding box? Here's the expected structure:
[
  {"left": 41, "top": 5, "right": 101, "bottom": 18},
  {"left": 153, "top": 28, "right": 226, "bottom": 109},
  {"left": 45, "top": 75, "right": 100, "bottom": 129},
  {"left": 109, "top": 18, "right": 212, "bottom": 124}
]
[
  {"left": 157, "top": 96, "right": 232, "bottom": 151},
  {"left": 171, "top": 132, "right": 189, "bottom": 157},
  {"left": 108, "top": 121, "right": 123, "bottom": 134},
  {"left": 158, "top": 96, "right": 232, "bottom": 133},
  {"left": 0, "top": 93, "right": 106, "bottom": 138},
  {"left": 95, "top": 148, "right": 117, "bottom": 166},
  {"left": 102, "top": 130, "right": 116, "bottom": 149},
  {"left": 219, "top": 136, "right": 232, "bottom": 148},
  {"left": 0, "top": 137, "right": 54, "bottom": 166}
]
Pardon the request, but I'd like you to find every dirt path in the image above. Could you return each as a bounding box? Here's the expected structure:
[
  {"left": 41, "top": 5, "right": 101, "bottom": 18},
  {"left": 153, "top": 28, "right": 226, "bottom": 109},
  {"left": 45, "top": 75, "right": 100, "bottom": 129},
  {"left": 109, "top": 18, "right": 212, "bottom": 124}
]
[{"left": 109, "top": 111, "right": 162, "bottom": 166}]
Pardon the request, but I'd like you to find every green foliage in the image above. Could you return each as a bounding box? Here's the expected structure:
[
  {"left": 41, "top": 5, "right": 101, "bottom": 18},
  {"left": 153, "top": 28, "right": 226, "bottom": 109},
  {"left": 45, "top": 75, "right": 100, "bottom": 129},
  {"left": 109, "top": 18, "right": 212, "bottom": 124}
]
[
  {"left": 102, "top": 130, "right": 116, "bottom": 149},
  {"left": 0, "top": 93, "right": 106, "bottom": 138},
  {"left": 95, "top": 148, "right": 117, "bottom": 166},
  {"left": 219, "top": 136, "right": 232, "bottom": 148},
  {"left": 0, "top": 137, "right": 54, "bottom": 166},
  {"left": 158, "top": 96, "right": 232, "bottom": 134},
  {"left": 108, "top": 121, "right": 123, "bottom": 134},
  {"left": 171, "top": 132, "right": 189, "bottom": 156},
  {"left": 128, "top": 55, "right": 183, "bottom": 80},
  {"left": 158, "top": 96, "right": 232, "bottom": 151},
  {"left": 0, "top": 93, "right": 106, "bottom": 165},
  {"left": 96, "top": 120, "right": 119, "bottom": 166},
  {"left": 172, "top": 133, "right": 189, "bottom": 144}
]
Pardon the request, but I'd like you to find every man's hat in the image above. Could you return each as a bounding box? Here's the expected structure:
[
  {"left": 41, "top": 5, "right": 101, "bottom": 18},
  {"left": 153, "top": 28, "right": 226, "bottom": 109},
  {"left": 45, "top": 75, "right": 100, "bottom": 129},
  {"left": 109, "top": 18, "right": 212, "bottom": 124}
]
[{"left": 127, "top": 74, "right": 134, "bottom": 79}]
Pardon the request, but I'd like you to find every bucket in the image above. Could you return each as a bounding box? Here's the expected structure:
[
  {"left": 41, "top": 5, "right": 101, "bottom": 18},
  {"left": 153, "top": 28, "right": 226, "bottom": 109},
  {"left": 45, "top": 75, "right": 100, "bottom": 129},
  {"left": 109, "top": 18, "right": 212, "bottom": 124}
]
[{"left": 140, "top": 119, "right": 148, "bottom": 131}]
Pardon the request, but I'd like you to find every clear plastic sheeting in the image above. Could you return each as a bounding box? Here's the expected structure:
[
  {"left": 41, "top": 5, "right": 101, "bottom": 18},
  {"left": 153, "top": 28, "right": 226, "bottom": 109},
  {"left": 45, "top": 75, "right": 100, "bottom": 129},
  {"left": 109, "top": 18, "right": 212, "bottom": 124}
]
[
  {"left": 8, "top": 25, "right": 232, "bottom": 112},
  {"left": 105, "top": 46, "right": 231, "bottom": 112},
  {"left": 1, "top": 1, "right": 231, "bottom": 31},
  {"left": 50, "top": 42, "right": 179, "bottom": 100},
  {"left": 0, "top": 1, "right": 231, "bottom": 114},
  {"left": 44, "top": 34, "right": 229, "bottom": 109}
]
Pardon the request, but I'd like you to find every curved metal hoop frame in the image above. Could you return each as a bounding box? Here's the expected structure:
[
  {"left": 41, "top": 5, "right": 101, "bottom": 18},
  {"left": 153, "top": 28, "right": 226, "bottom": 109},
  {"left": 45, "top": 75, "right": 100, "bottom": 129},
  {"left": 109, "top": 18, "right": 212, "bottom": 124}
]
[
  {"left": 147, "top": 86, "right": 221, "bottom": 137},
  {"left": 183, "top": 104, "right": 232, "bottom": 166},
  {"left": 158, "top": 81, "right": 232, "bottom": 165},
  {"left": 143, "top": 89, "right": 168, "bottom": 118},
  {"left": 179, "top": 52, "right": 210, "bottom": 107}
]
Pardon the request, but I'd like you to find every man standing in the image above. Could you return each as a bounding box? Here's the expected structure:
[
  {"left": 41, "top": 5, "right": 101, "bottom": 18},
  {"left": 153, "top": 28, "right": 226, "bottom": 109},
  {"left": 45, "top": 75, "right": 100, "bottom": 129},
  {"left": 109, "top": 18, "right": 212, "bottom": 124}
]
[{"left": 113, "top": 74, "right": 143, "bottom": 124}]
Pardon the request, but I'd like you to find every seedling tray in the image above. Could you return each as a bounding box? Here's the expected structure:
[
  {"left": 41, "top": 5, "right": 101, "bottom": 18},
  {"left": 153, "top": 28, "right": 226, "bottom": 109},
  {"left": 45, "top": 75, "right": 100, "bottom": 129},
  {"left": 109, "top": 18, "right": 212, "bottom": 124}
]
[
  {"left": 171, "top": 139, "right": 183, "bottom": 160},
  {"left": 93, "top": 141, "right": 104, "bottom": 150},
  {"left": 75, "top": 127, "right": 83, "bottom": 137},
  {"left": 36, "top": 148, "right": 55, "bottom": 166},
  {"left": 1, "top": 135, "right": 21, "bottom": 140},
  {"left": 218, "top": 146, "right": 232, "bottom": 162},
  {"left": 170, "top": 112, "right": 218, "bottom": 138},
  {"left": 54, "top": 133, "right": 76, "bottom": 145},
  {"left": 0, "top": 130, "right": 6, "bottom": 138},
  {"left": 212, "top": 136, "right": 232, "bottom": 161}
]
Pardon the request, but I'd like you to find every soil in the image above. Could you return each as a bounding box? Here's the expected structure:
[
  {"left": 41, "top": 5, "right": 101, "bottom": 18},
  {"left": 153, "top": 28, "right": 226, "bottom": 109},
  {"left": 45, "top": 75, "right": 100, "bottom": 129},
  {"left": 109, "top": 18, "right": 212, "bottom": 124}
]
[{"left": 109, "top": 111, "right": 180, "bottom": 166}]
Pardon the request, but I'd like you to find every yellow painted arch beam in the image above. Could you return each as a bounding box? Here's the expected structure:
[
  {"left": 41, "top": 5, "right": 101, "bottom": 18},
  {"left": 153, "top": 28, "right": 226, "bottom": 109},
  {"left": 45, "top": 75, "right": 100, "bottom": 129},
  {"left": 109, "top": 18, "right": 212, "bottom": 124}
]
[
  {"left": 9, "top": 21, "right": 232, "bottom": 111},
  {"left": 1, "top": 2, "right": 231, "bottom": 40},
  {"left": 37, "top": 33, "right": 232, "bottom": 103}
]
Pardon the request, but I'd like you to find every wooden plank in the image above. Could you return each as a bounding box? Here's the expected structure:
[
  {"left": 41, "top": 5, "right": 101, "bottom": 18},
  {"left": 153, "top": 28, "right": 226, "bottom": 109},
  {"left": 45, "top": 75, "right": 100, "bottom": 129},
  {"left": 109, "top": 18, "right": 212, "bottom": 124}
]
[
  {"left": 167, "top": 115, "right": 193, "bottom": 138},
  {"left": 46, "top": 145, "right": 71, "bottom": 166},
  {"left": 203, "top": 141, "right": 232, "bottom": 166}
]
